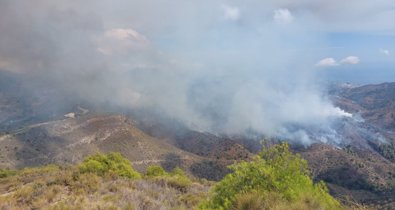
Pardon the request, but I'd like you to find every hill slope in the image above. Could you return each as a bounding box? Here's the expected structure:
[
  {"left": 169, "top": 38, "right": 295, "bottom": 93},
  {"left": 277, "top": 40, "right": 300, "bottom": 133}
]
[{"left": 0, "top": 114, "right": 202, "bottom": 171}]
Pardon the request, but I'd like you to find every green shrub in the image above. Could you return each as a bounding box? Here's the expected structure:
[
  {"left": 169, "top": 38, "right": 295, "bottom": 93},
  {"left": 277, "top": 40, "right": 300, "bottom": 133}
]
[
  {"left": 169, "top": 167, "right": 192, "bottom": 191},
  {"left": 79, "top": 152, "right": 140, "bottom": 179},
  {"left": 166, "top": 175, "right": 192, "bottom": 192},
  {"left": 171, "top": 167, "right": 186, "bottom": 176},
  {"left": 200, "top": 143, "right": 342, "bottom": 210},
  {"left": 146, "top": 165, "right": 168, "bottom": 177},
  {"left": 0, "top": 169, "right": 16, "bottom": 178},
  {"left": 146, "top": 165, "right": 192, "bottom": 191}
]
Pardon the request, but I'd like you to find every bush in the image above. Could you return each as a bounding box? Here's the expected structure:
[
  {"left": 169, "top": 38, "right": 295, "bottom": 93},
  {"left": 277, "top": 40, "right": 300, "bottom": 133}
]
[
  {"left": 168, "top": 167, "right": 192, "bottom": 191},
  {"left": 171, "top": 167, "right": 186, "bottom": 176},
  {"left": 166, "top": 175, "right": 192, "bottom": 192},
  {"left": 146, "top": 165, "right": 192, "bottom": 191},
  {"left": 146, "top": 165, "right": 168, "bottom": 177},
  {"left": 0, "top": 169, "right": 16, "bottom": 178},
  {"left": 201, "top": 143, "right": 342, "bottom": 210},
  {"left": 79, "top": 152, "right": 140, "bottom": 179}
]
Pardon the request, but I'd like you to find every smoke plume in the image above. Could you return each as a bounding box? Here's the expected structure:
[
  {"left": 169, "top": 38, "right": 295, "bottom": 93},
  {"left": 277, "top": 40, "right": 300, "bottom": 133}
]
[{"left": 0, "top": 0, "right": 368, "bottom": 144}]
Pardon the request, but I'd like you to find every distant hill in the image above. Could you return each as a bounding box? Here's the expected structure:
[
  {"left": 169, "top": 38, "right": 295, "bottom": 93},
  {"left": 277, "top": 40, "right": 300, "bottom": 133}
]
[
  {"left": 0, "top": 114, "right": 200, "bottom": 170},
  {"left": 334, "top": 82, "right": 395, "bottom": 131},
  {"left": 306, "top": 82, "right": 395, "bottom": 207}
]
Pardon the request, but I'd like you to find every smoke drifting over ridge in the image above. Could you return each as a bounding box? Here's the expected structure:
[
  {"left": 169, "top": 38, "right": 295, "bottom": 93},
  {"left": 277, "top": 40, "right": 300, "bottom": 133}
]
[{"left": 0, "top": 0, "right": 355, "bottom": 144}]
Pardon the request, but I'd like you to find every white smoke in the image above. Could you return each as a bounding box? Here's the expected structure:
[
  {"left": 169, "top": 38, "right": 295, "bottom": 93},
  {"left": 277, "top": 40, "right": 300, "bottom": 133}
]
[{"left": 0, "top": 0, "right": 368, "bottom": 144}]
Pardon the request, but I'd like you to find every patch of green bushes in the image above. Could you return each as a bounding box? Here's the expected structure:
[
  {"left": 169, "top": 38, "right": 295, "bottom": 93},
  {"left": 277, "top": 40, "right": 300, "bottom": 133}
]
[
  {"left": 200, "top": 143, "right": 343, "bottom": 210},
  {"left": 146, "top": 165, "right": 167, "bottom": 177},
  {"left": 79, "top": 152, "right": 141, "bottom": 179},
  {"left": 145, "top": 165, "right": 192, "bottom": 191}
]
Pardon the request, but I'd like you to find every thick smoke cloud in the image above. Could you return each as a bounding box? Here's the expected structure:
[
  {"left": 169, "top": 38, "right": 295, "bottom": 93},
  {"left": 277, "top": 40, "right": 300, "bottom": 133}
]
[{"left": 4, "top": 0, "right": 390, "bottom": 144}]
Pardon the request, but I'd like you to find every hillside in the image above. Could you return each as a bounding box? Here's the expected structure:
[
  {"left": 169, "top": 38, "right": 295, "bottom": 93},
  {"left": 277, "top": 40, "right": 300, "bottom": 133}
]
[
  {"left": 297, "top": 143, "right": 395, "bottom": 208},
  {"left": 2, "top": 80, "right": 395, "bottom": 209},
  {"left": 334, "top": 83, "right": 395, "bottom": 131},
  {"left": 303, "top": 82, "right": 395, "bottom": 208},
  {"left": 0, "top": 113, "right": 254, "bottom": 181},
  {"left": 0, "top": 145, "right": 346, "bottom": 210},
  {"left": 0, "top": 114, "right": 202, "bottom": 170}
]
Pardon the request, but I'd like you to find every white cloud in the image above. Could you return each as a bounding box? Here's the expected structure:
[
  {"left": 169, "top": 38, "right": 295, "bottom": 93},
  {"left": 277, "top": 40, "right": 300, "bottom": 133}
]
[
  {"left": 316, "top": 58, "right": 338, "bottom": 67},
  {"left": 97, "top": 28, "right": 150, "bottom": 55},
  {"left": 222, "top": 5, "right": 240, "bottom": 21},
  {"left": 341, "top": 56, "right": 360, "bottom": 65},
  {"left": 380, "top": 49, "right": 390, "bottom": 55},
  {"left": 316, "top": 56, "right": 360, "bottom": 67},
  {"left": 104, "top": 28, "right": 149, "bottom": 43},
  {"left": 273, "top": 8, "right": 294, "bottom": 24}
]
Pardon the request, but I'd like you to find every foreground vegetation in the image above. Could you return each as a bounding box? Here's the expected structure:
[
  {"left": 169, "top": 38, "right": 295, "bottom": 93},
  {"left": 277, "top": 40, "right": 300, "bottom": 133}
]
[
  {"left": 0, "top": 144, "right": 360, "bottom": 210},
  {"left": 0, "top": 153, "right": 209, "bottom": 209},
  {"left": 201, "top": 143, "right": 342, "bottom": 210}
]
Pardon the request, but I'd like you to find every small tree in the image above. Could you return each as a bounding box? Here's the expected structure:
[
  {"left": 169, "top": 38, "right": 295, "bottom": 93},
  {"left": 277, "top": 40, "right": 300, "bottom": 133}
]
[{"left": 201, "top": 143, "right": 342, "bottom": 210}]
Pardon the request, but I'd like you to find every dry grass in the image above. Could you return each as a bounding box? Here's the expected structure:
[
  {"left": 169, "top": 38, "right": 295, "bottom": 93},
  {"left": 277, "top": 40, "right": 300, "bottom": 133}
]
[
  {"left": 0, "top": 154, "right": 369, "bottom": 210},
  {"left": 0, "top": 165, "right": 211, "bottom": 210}
]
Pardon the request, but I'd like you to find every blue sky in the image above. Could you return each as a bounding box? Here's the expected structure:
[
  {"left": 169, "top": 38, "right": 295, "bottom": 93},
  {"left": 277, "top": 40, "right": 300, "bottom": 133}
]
[{"left": 318, "top": 32, "right": 395, "bottom": 84}]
